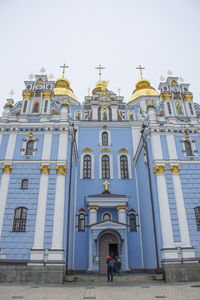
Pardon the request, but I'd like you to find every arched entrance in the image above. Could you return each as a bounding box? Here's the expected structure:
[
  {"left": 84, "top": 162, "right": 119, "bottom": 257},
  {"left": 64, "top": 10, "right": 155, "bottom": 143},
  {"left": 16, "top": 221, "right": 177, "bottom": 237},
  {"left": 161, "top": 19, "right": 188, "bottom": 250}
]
[{"left": 99, "top": 233, "right": 119, "bottom": 273}]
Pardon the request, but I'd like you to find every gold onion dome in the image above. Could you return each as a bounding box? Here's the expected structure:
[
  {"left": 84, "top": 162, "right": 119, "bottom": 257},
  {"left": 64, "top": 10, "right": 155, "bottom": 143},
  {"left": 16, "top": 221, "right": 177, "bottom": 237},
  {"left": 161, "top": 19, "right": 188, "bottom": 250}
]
[
  {"left": 54, "top": 74, "right": 78, "bottom": 101},
  {"left": 129, "top": 78, "right": 158, "bottom": 103},
  {"left": 92, "top": 80, "right": 109, "bottom": 94}
]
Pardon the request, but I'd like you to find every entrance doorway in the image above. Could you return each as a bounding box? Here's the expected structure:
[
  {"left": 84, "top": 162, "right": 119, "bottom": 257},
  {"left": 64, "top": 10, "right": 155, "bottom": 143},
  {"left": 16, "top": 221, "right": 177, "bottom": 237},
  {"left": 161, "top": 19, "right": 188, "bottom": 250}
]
[{"left": 99, "top": 233, "right": 119, "bottom": 273}]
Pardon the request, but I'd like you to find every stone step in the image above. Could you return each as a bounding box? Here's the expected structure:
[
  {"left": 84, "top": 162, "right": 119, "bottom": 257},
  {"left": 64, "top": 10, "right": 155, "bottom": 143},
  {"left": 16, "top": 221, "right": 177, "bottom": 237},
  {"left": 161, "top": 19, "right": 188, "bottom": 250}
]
[{"left": 64, "top": 273, "right": 158, "bottom": 284}]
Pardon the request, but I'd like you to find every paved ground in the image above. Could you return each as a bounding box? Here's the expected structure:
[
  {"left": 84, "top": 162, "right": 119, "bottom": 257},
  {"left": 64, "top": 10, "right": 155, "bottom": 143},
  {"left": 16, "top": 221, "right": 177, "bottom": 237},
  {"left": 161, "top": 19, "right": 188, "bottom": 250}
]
[{"left": 0, "top": 282, "right": 200, "bottom": 300}]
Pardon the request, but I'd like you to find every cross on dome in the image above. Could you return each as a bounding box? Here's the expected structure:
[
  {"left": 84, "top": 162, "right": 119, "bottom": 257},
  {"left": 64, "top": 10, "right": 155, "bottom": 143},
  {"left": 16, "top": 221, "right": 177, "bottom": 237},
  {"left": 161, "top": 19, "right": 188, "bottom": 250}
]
[
  {"left": 60, "top": 63, "right": 69, "bottom": 78},
  {"left": 136, "top": 65, "right": 145, "bottom": 79},
  {"left": 103, "top": 180, "right": 110, "bottom": 192},
  {"left": 95, "top": 64, "right": 105, "bottom": 81}
]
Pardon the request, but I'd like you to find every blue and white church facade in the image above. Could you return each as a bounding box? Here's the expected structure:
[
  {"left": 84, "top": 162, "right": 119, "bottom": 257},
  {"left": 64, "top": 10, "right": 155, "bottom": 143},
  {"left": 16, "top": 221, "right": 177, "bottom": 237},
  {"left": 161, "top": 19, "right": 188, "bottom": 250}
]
[{"left": 0, "top": 68, "right": 200, "bottom": 283}]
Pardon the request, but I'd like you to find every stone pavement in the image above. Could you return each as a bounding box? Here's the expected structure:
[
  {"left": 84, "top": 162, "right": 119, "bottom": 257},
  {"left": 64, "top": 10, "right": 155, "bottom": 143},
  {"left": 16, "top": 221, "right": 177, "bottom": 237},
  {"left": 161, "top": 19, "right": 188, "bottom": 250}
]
[{"left": 0, "top": 282, "right": 200, "bottom": 300}]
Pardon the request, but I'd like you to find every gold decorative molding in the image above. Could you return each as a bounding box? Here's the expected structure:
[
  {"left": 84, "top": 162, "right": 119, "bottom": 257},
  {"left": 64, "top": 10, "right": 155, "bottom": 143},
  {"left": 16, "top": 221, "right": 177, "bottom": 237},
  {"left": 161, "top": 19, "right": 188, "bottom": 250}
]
[
  {"left": 88, "top": 206, "right": 99, "bottom": 210},
  {"left": 182, "top": 93, "right": 193, "bottom": 101},
  {"left": 5, "top": 103, "right": 13, "bottom": 108},
  {"left": 170, "top": 165, "right": 180, "bottom": 174},
  {"left": 161, "top": 92, "right": 172, "bottom": 101},
  {"left": 185, "top": 132, "right": 189, "bottom": 139},
  {"left": 116, "top": 205, "right": 127, "bottom": 210},
  {"left": 62, "top": 101, "right": 69, "bottom": 106},
  {"left": 153, "top": 165, "right": 166, "bottom": 175},
  {"left": 82, "top": 147, "right": 93, "bottom": 153},
  {"left": 42, "top": 91, "right": 53, "bottom": 99},
  {"left": 103, "top": 125, "right": 107, "bottom": 130},
  {"left": 103, "top": 180, "right": 110, "bottom": 192},
  {"left": 2, "top": 164, "right": 12, "bottom": 174},
  {"left": 118, "top": 148, "right": 128, "bottom": 153},
  {"left": 146, "top": 103, "right": 155, "bottom": 110},
  {"left": 100, "top": 148, "right": 110, "bottom": 153},
  {"left": 56, "top": 165, "right": 67, "bottom": 175},
  {"left": 22, "top": 91, "right": 34, "bottom": 99},
  {"left": 29, "top": 132, "right": 33, "bottom": 138},
  {"left": 40, "top": 165, "right": 50, "bottom": 174}
]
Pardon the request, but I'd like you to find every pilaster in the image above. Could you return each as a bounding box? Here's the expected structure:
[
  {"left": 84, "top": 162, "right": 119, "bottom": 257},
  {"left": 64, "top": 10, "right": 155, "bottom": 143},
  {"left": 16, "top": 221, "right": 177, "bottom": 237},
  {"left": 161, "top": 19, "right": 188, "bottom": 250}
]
[
  {"left": 88, "top": 206, "right": 99, "bottom": 225},
  {"left": 116, "top": 205, "right": 127, "bottom": 224}
]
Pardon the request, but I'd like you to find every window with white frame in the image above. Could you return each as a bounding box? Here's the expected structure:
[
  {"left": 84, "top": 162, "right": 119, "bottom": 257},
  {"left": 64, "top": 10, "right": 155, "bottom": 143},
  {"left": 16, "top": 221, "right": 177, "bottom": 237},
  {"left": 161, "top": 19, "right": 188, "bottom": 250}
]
[
  {"left": 181, "top": 136, "right": 197, "bottom": 157},
  {"left": 128, "top": 212, "right": 137, "bottom": 232},
  {"left": 12, "top": 207, "right": 28, "bottom": 232},
  {"left": 99, "top": 129, "right": 111, "bottom": 146},
  {"left": 77, "top": 209, "right": 86, "bottom": 232},
  {"left": 21, "top": 179, "right": 28, "bottom": 189},
  {"left": 103, "top": 212, "right": 111, "bottom": 221},
  {"left": 102, "top": 155, "right": 110, "bottom": 179},
  {"left": 185, "top": 140, "right": 193, "bottom": 156},
  {"left": 102, "top": 132, "right": 108, "bottom": 146},
  {"left": 25, "top": 140, "right": 34, "bottom": 155},
  {"left": 83, "top": 154, "right": 91, "bottom": 179},
  {"left": 194, "top": 207, "right": 200, "bottom": 231},
  {"left": 120, "top": 155, "right": 129, "bottom": 179}
]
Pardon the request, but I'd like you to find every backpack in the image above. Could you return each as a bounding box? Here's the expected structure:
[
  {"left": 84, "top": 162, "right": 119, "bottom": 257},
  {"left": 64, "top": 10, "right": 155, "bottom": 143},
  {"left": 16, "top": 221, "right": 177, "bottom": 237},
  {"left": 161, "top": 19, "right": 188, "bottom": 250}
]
[{"left": 108, "top": 258, "right": 115, "bottom": 268}]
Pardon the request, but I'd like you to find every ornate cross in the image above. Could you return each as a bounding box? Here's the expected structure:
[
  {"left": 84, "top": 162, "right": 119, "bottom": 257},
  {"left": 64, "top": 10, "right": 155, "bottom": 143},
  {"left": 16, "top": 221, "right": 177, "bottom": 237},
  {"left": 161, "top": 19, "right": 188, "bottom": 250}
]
[
  {"left": 60, "top": 63, "right": 69, "bottom": 77},
  {"left": 95, "top": 64, "right": 105, "bottom": 80},
  {"left": 136, "top": 65, "right": 145, "bottom": 79},
  {"left": 103, "top": 180, "right": 110, "bottom": 192}
]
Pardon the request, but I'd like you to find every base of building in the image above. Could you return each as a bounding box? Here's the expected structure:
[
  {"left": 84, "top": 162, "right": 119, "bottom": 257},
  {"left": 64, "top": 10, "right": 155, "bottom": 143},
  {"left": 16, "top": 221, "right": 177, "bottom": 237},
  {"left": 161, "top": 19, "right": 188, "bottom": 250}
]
[
  {"left": 163, "top": 262, "right": 200, "bottom": 282},
  {"left": 0, "top": 262, "right": 65, "bottom": 284}
]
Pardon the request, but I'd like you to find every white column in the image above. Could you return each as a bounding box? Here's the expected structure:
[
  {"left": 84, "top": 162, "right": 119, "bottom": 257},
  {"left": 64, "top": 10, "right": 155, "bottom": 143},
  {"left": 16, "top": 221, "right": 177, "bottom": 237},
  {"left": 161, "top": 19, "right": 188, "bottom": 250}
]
[
  {"left": 88, "top": 207, "right": 98, "bottom": 225},
  {"left": 0, "top": 133, "right": 16, "bottom": 238},
  {"left": 117, "top": 206, "right": 127, "bottom": 224},
  {"left": 111, "top": 106, "right": 118, "bottom": 120},
  {"left": 0, "top": 165, "right": 12, "bottom": 238},
  {"left": 88, "top": 229, "right": 93, "bottom": 271},
  {"left": 30, "top": 133, "right": 52, "bottom": 261},
  {"left": 154, "top": 165, "right": 174, "bottom": 250},
  {"left": 49, "top": 131, "right": 68, "bottom": 261},
  {"left": 32, "top": 166, "right": 50, "bottom": 252},
  {"left": 166, "top": 135, "right": 177, "bottom": 160},
  {"left": 170, "top": 166, "right": 193, "bottom": 249},
  {"left": 151, "top": 134, "right": 163, "bottom": 160}
]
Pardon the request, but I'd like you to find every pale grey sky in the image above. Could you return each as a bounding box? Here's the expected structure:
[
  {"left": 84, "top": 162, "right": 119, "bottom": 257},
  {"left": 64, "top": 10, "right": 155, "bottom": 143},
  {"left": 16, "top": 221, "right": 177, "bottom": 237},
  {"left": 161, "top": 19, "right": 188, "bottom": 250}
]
[{"left": 0, "top": 0, "right": 199, "bottom": 113}]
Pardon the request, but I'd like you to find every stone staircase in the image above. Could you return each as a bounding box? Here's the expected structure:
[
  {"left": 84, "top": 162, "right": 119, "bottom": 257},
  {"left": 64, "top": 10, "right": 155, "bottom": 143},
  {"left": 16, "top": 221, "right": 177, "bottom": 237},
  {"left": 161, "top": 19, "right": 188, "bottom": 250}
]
[{"left": 64, "top": 273, "right": 161, "bottom": 284}]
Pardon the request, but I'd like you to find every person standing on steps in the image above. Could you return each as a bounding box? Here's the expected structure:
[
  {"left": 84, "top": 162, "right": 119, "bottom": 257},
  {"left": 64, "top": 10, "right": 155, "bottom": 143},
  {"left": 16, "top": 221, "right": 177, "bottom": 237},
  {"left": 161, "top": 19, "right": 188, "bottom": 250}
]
[{"left": 106, "top": 255, "right": 115, "bottom": 282}]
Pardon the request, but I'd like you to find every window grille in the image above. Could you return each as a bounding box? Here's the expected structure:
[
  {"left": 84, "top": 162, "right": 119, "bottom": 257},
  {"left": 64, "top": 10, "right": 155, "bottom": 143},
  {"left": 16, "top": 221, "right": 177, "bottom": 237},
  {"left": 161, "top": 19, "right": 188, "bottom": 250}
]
[
  {"left": 25, "top": 140, "right": 34, "bottom": 155},
  {"left": 102, "top": 155, "right": 110, "bottom": 179},
  {"left": 83, "top": 155, "right": 91, "bottom": 179},
  {"left": 12, "top": 207, "right": 28, "bottom": 232}
]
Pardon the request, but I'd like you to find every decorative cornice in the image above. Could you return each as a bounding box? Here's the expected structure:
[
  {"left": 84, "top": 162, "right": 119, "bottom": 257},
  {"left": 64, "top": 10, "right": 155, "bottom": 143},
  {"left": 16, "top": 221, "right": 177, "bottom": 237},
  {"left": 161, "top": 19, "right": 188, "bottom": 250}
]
[
  {"left": 170, "top": 165, "right": 180, "bottom": 174},
  {"left": 42, "top": 91, "right": 53, "bottom": 99},
  {"left": 22, "top": 91, "right": 34, "bottom": 99},
  {"left": 116, "top": 205, "right": 127, "bottom": 210},
  {"left": 5, "top": 103, "right": 13, "bottom": 108},
  {"left": 2, "top": 164, "right": 12, "bottom": 174},
  {"left": 62, "top": 101, "right": 69, "bottom": 106},
  {"left": 161, "top": 92, "right": 172, "bottom": 101},
  {"left": 82, "top": 147, "right": 93, "bottom": 153},
  {"left": 118, "top": 148, "right": 128, "bottom": 153},
  {"left": 146, "top": 103, "right": 155, "bottom": 110},
  {"left": 100, "top": 148, "right": 110, "bottom": 153},
  {"left": 56, "top": 164, "right": 67, "bottom": 175},
  {"left": 181, "top": 93, "right": 193, "bottom": 101},
  {"left": 88, "top": 206, "right": 99, "bottom": 210},
  {"left": 40, "top": 164, "right": 50, "bottom": 174},
  {"left": 153, "top": 165, "right": 166, "bottom": 175}
]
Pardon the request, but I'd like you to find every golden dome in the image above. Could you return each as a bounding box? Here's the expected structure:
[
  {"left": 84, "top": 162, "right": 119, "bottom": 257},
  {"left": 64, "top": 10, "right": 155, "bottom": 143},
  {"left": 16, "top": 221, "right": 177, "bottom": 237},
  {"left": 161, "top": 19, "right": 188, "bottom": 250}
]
[
  {"left": 129, "top": 78, "right": 158, "bottom": 103},
  {"left": 54, "top": 75, "right": 78, "bottom": 101},
  {"left": 92, "top": 80, "right": 109, "bottom": 94}
]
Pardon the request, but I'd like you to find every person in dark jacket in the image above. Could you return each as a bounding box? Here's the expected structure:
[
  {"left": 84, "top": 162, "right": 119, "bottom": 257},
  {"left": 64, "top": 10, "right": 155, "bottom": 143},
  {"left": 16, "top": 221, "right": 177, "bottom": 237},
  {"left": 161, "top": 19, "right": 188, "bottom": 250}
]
[{"left": 106, "top": 255, "right": 115, "bottom": 282}]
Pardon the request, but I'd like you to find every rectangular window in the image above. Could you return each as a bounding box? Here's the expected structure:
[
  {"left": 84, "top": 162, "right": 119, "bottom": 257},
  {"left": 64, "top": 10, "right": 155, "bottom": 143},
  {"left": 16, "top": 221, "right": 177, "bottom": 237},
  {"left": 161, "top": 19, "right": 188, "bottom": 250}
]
[{"left": 194, "top": 207, "right": 200, "bottom": 231}]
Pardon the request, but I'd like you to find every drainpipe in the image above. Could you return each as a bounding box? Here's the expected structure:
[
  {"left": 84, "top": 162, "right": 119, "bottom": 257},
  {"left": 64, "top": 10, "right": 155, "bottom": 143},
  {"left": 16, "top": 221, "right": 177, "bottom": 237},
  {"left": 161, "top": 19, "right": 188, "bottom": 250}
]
[
  {"left": 66, "top": 123, "right": 77, "bottom": 272},
  {"left": 141, "top": 123, "right": 159, "bottom": 268}
]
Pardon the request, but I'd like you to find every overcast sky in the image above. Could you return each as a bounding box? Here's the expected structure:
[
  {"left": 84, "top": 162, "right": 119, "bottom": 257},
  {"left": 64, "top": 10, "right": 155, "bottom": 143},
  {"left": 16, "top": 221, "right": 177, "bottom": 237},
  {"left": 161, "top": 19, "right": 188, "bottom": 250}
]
[{"left": 0, "top": 0, "right": 199, "bottom": 114}]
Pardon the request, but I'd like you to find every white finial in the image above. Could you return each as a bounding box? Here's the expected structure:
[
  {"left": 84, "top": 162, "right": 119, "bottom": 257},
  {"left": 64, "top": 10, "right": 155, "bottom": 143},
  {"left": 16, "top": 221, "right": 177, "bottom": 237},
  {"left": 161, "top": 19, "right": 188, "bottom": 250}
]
[
  {"left": 48, "top": 73, "right": 54, "bottom": 79},
  {"left": 167, "top": 70, "right": 173, "bottom": 75},
  {"left": 160, "top": 75, "right": 165, "bottom": 81},
  {"left": 9, "top": 89, "right": 14, "bottom": 96},
  {"left": 29, "top": 73, "right": 34, "bottom": 79},
  {"left": 40, "top": 67, "right": 46, "bottom": 73}
]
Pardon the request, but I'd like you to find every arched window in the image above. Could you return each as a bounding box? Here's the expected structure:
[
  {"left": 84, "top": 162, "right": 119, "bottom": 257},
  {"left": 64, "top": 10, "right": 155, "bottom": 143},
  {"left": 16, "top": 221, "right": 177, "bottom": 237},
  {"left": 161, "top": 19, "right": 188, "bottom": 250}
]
[
  {"left": 102, "top": 155, "right": 110, "bottom": 179},
  {"left": 103, "top": 213, "right": 111, "bottom": 221},
  {"left": 25, "top": 140, "right": 34, "bottom": 155},
  {"left": 23, "top": 100, "right": 28, "bottom": 113},
  {"left": 21, "top": 179, "right": 28, "bottom": 189},
  {"left": 189, "top": 103, "right": 194, "bottom": 115},
  {"left": 102, "top": 132, "right": 108, "bottom": 146},
  {"left": 167, "top": 102, "right": 172, "bottom": 115},
  {"left": 194, "top": 207, "right": 200, "bottom": 231},
  {"left": 78, "top": 213, "right": 85, "bottom": 231},
  {"left": 44, "top": 100, "right": 48, "bottom": 113},
  {"left": 83, "top": 155, "right": 91, "bottom": 179},
  {"left": 120, "top": 155, "right": 129, "bottom": 179},
  {"left": 129, "top": 214, "right": 137, "bottom": 232},
  {"left": 12, "top": 207, "right": 28, "bottom": 232},
  {"left": 32, "top": 101, "right": 40, "bottom": 113},
  {"left": 185, "top": 141, "right": 193, "bottom": 156}
]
